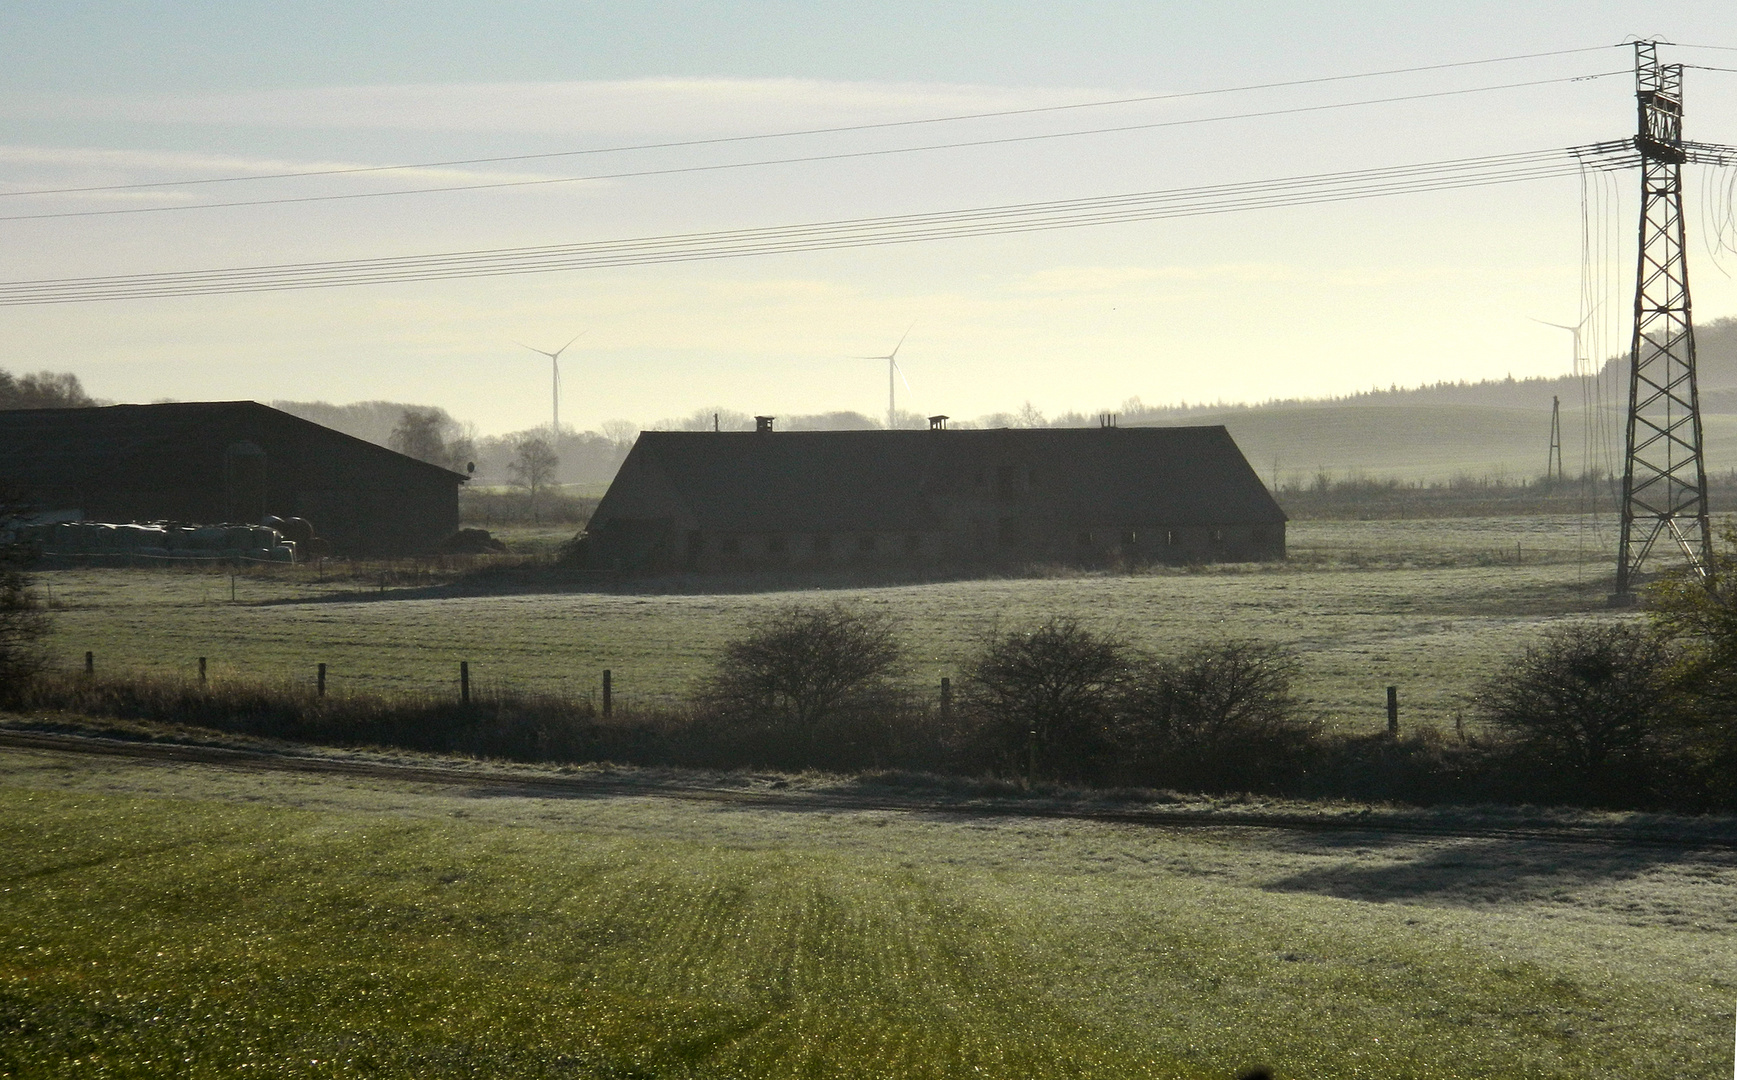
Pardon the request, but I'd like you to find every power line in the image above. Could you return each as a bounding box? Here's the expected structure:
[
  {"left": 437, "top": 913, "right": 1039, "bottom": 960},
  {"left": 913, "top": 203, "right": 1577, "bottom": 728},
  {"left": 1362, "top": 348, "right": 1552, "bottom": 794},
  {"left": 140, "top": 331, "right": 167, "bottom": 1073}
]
[
  {"left": 0, "top": 146, "right": 1632, "bottom": 305},
  {"left": 0, "top": 43, "right": 1624, "bottom": 201},
  {"left": 0, "top": 72, "right": 1627, "bottom": 223}
]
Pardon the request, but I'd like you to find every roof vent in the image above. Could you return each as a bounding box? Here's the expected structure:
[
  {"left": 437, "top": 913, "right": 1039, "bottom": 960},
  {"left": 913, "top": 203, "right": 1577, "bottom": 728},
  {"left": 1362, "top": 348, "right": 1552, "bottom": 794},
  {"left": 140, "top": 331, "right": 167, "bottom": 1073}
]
[
  {"left": 1099, "top": 413, "right": 1118, "bottom": 428},
  {"left": 755, "top": 415, "right": 775, "bottom": 433},
  {"left": 928, "top": 415, "right": 949, "bottom": 431}
]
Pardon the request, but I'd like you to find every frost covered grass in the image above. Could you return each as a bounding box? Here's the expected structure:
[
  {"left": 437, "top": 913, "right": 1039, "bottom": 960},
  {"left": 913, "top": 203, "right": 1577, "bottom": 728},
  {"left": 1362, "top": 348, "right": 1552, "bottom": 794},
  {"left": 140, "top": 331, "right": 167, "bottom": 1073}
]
[
  {"left": 2, "top": 746, "right": 1733, "bottom": 1078},
  {"left": 35, "top": 517, "right": 1633, "bottom": 734}
]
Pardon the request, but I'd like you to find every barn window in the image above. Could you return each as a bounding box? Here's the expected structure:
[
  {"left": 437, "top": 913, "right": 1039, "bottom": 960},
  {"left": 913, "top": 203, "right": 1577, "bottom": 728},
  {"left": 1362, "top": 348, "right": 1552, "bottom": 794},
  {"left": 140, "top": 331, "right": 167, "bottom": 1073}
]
[
  {"left": 813, "top": 534, "right": 832, "bottom": 554},
  {"left": 1210, "top": 528, "right": 1225, "bottom": 545},
  {"left": 720, "top": 535, "right": 740, "bottom": 555},
  {"left": 1121, "top": 528, "right": 1137, "bottom": 547},
  {"left": 766, "top": 535, "right": 787, "bottom": 555},
  {"left": 858, "top": 535, "right": 877, "bottom": 553},
  {"left": 1165, "top": 529, "right": 1177, "bottom": 546}
]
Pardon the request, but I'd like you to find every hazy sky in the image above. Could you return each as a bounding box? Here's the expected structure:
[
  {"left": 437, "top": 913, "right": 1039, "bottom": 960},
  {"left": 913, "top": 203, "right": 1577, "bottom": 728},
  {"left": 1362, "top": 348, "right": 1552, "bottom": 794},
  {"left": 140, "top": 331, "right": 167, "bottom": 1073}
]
[{"left": 1, "top": 2, "right": 1735, "bottom": 434}]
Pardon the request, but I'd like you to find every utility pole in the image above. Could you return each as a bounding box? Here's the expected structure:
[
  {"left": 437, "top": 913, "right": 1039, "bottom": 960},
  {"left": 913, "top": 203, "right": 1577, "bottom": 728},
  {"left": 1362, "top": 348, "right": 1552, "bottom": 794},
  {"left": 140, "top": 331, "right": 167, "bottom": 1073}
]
[
  {"left": 1546, "top": 395, "right": 1563, "bottom": 483},
  {"left": 1613, "top": 42, "right": 1713, "bottom": 600}
]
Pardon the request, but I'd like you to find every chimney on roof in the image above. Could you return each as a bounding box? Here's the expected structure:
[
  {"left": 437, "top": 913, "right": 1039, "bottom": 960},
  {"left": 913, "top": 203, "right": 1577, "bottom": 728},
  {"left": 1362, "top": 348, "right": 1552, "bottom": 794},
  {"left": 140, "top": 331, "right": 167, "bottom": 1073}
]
[
  {"left": 928, "top": 415, "right": 949, "bottom": 430},
  {"left": 1099, "top": 412, "right": 1118, "bottom": 428},
  {"left": 755, "top": 415, "right": 774, "bottom": 433}
]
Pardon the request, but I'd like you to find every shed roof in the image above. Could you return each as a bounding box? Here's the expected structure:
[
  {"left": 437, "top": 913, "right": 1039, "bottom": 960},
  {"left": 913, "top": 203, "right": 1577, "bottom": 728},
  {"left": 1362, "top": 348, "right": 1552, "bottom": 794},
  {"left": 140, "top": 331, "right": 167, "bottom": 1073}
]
[
  {"left": 0, "top": 401, "right": 467, "bottom": 490},
  {"left": 596, "top": 425, "right": 1285, "bottom": 532}
]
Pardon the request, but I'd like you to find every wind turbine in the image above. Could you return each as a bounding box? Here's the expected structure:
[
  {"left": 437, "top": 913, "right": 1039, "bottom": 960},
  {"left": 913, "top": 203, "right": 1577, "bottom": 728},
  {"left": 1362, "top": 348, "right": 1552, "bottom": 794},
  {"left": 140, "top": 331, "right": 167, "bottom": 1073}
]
[
  {"left": 515, "top": 333, "right": 583, "bottom": 436},
  {"left": 1530, "top": 305, "right": 1599, "bottom": 376},
  {"left": 851, "top": 324, "right": 914, "bottom": 430}
]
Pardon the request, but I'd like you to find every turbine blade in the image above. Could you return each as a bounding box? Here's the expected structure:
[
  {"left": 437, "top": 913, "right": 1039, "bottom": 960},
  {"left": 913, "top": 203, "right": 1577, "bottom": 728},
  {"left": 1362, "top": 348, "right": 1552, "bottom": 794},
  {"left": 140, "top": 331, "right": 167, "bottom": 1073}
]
[
  {"left": 894, "top": 359, "right": 911, "bottom": 391},
  {"left": 889, "top": 321, "right": 915, "bottom": 360}
]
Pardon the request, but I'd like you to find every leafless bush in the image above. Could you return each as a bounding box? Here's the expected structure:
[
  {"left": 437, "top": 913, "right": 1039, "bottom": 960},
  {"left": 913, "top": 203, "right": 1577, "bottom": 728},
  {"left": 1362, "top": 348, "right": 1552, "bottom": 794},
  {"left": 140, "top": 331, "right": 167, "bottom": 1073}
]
[
  {"left": 698, "top": 604, "right": 906, "bottom": 761},
  {"left": 0, "top": 551, "right": 47, "bottom": 697},
  {"left": 959, "top": 616, "right": 1136, "bottom": 782},
  {"left": 1473, "top": 622, "right": 1680, "bottom": 801},
  {"left": 1116, "top": 640, "right": 1313, "bottom": 792},
  {"left": 0, "top": 486, "right": 49, "bottom": 698}
]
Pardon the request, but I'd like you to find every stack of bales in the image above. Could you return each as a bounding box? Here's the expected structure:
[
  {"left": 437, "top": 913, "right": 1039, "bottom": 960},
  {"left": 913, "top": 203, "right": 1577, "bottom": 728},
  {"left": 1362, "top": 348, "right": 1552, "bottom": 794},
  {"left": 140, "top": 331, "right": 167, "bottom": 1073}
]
[{"left": 22, "top": 521, "right": 296, "bottom": 563}]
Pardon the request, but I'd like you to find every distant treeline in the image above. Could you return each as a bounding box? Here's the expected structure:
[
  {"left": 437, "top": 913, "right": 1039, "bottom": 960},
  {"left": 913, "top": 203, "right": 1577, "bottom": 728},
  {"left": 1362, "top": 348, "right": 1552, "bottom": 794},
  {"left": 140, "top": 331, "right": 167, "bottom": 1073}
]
[
  {"left": 1272, "top": 471, "right": 1737, "bottom": 520},
  {"left": 0, "top": 370, "right": 95, "bottom": 411}
]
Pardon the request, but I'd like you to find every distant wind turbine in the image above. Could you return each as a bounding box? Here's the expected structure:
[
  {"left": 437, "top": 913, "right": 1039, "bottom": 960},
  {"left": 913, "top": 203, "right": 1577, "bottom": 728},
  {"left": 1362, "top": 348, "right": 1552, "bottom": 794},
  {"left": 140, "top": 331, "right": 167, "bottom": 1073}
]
[
  {"left": 1530, "top": 306, "right": 1599, "bottom": 377},
  {"left": 515, "top": 333, "right": 583, "bottom": 435},
  {"left": 850, "top": 324, "right": 914, "bottom": 430}
]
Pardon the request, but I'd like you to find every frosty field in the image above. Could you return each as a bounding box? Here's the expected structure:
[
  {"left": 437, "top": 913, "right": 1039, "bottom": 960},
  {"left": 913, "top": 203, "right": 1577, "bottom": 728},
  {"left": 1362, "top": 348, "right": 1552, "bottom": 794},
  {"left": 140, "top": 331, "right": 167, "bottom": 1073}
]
[
  {"left": 36, "top": 516, "right": 1638, "bottom": 732},
  {"left": 1, "top": 741, "right": 1732, "bottom": 1079}
]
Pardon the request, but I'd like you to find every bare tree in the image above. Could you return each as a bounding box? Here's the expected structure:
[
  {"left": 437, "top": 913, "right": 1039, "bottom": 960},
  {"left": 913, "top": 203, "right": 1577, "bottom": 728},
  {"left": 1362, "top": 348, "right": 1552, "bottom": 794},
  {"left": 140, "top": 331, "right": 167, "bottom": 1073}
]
[
  {"left": 0, "top": 487, "right": 49, "bottom": 698},
  {"left": 961, "top": 616, "right": 1134, "bottom": 780},
  {"left": 1118, "top": 639, "right": 1308, "bottom": 791},
  {"left": 0, "top": 370, "right": 94, "bottom": 410},
  {"left": 1474, "top": 623, "right": 1678, "bottom": 781},
  {"left": 701, "top": 604, "right": 904, "bottom": 753},
  {"left": 601, "top": 419, "right": 639, "bottom": 449},
  {"left": 508, "top": 437, "right": 560, "bottom": 522},
  {"left": 389, "top": 407, "right": 475, "bottom": 473},
  {"left": 389, "top": 408, "right": 447, "bottom": 464}
]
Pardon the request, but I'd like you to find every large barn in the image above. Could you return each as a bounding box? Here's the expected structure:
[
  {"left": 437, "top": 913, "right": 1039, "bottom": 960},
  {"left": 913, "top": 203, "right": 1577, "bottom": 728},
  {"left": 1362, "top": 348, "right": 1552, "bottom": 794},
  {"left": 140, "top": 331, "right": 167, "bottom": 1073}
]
[
  {"left": 581, "top": 421, "right": 1285, "bottom": 574},
  {"left": 0, "top": 401, "right": 466, "bottom": 556}
]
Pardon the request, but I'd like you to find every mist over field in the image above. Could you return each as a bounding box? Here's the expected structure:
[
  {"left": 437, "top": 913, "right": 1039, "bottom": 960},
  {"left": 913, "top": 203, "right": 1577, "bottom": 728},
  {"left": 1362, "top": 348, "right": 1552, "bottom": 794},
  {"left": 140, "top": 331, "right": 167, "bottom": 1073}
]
[{"left": 262, "top": 317, "right": 1737, "bottom": 490}]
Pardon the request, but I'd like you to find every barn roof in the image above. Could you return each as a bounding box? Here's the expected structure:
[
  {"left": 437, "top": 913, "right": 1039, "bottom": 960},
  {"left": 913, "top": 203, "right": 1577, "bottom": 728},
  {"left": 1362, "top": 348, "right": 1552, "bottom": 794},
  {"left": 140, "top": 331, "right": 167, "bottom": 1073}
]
[
  {"left": 0, "top": 401, "right": 468, "bottom": 489},
  {"left": 596, "top": 425, "right": 1285, "bottom": 532}
]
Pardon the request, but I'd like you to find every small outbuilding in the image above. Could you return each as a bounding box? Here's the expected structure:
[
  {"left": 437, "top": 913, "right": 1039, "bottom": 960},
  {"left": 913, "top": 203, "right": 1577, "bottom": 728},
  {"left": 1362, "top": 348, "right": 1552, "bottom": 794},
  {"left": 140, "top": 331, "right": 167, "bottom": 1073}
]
[
  {"left": 0, "top": 401, "right": 466, "bottom": 556},
  {"left": 582, "top": 423, "right": 1285, "bottom": 574}
]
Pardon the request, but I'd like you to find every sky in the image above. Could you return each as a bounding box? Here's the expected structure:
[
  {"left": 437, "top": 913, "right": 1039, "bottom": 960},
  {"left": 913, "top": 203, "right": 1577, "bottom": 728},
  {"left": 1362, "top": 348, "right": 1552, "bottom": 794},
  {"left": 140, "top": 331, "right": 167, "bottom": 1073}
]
[{"left": 1, "top": 2, "right": 1735, "bottom": 435}]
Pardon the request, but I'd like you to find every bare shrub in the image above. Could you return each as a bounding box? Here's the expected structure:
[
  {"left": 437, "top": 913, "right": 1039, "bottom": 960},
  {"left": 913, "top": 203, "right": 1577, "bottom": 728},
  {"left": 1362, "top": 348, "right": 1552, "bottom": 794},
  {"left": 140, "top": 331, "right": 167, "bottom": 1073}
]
[
  {"left": 1118, "top": 639, "right": 1311, "bottom": 792},
  {"left": 0, "top": 487, "right": 49, "bottom": 698},
  {"left": 959, "top": 617, "right": 1135, "bottom": 782},
  {"left": 1647, "top": 529, "right": 1737, "bottom": 804},
  {"left": 0, "top": 549, "right": 47, "bottom": 697},
  {"left": 1473, "top": 622, "right": 1680, "bottom": 802},
  {"left": 699, "top": 604, "right": 906, "bottom": 762}
]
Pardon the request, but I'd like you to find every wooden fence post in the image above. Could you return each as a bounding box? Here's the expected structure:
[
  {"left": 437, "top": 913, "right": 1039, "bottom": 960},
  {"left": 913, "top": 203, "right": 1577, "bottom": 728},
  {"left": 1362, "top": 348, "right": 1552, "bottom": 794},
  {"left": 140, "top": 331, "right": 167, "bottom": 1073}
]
[
  {"left": 84, "top": 651, "right": 93, "bottom": 676},
  {"left": 198, "top": 657, "right": 207, "bottom": 685},
  {"left": 460, "top": 661, "right": 470, "bottom": 705},
  {"left": 940, "top": 676, "right": 951, "bottom": 720},
  {"left": 602, "top": 669, "right": 612, "bottom": 718},
  {"left": 1386, "top": 685, "right": 1399, "bottom": 735},
  {"left": 317, "top": 663, "right": 327, "bottom": 697}
]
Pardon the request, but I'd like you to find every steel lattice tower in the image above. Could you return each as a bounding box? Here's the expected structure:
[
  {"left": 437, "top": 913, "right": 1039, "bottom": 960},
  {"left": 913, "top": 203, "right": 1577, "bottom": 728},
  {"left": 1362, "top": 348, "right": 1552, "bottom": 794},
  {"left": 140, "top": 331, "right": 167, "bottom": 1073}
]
[{"left": 1614, "top": 42, "right": 1712, "bottom": 599}]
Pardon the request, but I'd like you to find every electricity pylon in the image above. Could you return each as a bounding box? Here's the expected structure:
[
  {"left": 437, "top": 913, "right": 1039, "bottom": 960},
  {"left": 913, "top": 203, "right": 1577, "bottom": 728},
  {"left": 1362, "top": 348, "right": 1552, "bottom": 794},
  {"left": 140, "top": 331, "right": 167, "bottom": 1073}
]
[
  {"left": 1546, "top": 395, "right": 1563, "bottom": 483},
  {"left": 1613, "top": 41, "right": 1712, "bottom": 599}
]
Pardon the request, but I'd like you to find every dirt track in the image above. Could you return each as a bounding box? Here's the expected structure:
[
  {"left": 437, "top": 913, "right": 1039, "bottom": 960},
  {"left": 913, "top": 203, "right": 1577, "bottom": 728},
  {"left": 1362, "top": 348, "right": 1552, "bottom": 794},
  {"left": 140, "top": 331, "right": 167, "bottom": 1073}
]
[{"left": 4, "top": 726, "right": 1735, "bottom": 851}]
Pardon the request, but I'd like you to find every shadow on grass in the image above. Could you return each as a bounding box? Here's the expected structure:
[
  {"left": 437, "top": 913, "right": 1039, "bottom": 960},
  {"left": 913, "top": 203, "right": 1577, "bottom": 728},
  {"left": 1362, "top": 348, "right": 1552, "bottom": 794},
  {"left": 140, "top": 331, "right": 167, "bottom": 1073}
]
[{"left": 1262, "top": 833, "right": 1737, "bottom": 908}]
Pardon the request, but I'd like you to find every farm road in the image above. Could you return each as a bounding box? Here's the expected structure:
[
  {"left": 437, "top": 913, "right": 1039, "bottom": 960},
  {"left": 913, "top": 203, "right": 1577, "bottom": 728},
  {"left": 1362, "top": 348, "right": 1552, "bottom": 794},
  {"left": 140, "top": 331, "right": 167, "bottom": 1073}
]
[{"left": 3, "top": 727, "right": 1732, "bottom": 857}]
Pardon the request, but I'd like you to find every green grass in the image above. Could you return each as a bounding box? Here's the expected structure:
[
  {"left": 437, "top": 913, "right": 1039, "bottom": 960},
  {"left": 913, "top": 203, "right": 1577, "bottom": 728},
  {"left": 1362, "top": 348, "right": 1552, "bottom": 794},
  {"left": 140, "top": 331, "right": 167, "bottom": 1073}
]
[
  {"left": 2, "top": 747, "right": 1733, "bottom": 1077},
  {"left": 37, "top": 516, "right": 1636, "bottom": 733}
]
